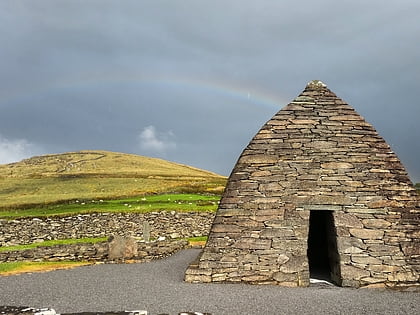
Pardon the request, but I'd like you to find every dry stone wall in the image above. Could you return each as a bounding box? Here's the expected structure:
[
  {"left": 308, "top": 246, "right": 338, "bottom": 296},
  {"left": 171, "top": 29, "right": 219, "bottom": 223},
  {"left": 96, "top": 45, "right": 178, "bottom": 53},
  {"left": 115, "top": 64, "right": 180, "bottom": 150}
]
[
  {"left": 0, "top": 211, "right": 214, "bottom": 246},
  {"left": 185, "top": 80, "right": 420, "bottom": 289},
  {"left": 0, "top": 211, "right": 213, "bottom": 263},
  {"left": 0, "top": 238, "right": 189, "bottom": 263}
]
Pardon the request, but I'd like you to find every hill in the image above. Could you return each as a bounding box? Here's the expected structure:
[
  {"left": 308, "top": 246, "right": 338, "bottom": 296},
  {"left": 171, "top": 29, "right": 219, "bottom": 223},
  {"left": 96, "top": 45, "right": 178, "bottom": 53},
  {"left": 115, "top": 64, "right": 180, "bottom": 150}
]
[{"left": 0, "top": 150, "right": 226, "bottom": 209}]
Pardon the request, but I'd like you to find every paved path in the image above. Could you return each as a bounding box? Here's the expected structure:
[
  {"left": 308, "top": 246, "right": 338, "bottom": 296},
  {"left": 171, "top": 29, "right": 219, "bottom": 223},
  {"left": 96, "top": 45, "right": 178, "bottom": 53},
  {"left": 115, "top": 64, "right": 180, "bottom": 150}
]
[{"left": 0, "top": 249, "right": 419, "bottom": 315}]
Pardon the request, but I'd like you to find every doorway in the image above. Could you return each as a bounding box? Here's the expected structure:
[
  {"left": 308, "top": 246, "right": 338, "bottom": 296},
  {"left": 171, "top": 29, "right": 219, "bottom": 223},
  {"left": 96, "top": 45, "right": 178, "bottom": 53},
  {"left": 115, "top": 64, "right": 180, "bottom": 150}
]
[{"left": 307, "top": 210, "right": 341, "bottom": 285}]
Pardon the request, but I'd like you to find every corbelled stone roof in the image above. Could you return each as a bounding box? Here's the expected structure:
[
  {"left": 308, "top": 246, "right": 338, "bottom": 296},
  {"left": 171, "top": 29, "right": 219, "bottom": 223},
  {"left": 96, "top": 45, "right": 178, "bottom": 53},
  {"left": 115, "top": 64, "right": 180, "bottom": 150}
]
[{"left": 185, "top": 80, "right": 419, "bottom": 288}]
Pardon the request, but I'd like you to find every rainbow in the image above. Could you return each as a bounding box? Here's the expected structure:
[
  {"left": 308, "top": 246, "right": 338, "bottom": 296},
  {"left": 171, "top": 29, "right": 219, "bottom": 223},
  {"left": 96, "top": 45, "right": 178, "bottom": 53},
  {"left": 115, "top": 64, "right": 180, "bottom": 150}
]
[{"left": 1, "top": 73, "right": 287, "bottom": 110}]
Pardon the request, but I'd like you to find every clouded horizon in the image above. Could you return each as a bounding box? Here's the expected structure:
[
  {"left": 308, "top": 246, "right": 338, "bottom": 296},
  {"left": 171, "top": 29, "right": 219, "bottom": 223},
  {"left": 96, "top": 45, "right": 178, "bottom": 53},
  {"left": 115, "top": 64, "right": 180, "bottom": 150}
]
[{"left": 0, "top": 1, "right": 419, "bottom": 183}]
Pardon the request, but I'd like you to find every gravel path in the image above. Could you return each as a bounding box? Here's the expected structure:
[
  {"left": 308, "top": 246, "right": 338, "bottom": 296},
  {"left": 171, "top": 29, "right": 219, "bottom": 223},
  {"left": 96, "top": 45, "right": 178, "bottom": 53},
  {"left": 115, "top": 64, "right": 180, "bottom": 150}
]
[{"left": 0, "top": 249, "right": 419, "bottom": 315}]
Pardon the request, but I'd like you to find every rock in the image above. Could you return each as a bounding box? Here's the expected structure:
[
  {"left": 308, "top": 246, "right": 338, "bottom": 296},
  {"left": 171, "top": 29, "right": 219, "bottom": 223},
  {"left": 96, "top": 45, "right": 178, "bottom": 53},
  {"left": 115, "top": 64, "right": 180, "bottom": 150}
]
[
  {"left": 279, "top": 255, "right": 307, "bottom": 273},
  {"left": 321, "top": 162, "right": 353, "bottom": 169},
  {"left": 143, "top": 221, "right": 151, "bottom": 242},
  {"left": 367, "top": 244, "right": 401, "bottom": 254},
  {"left": 334, "top": 213, "right": 363, "bottom": 228},
  {"left": 170, "top": 232, "right": 180, "bottom": 239},
  {"left": 351, "top": 255, "right": 382, "bottom": 265},
  {"left": 234, "top": 238, "right": 271, "bottom": 250},
  {"left": 241, "top": 274, "right": 269, "bottom": 282},
  {"left": 277, "top": 254, "right": 290, "bottom": 265},
  {"left": 361, "top": 219, "right": 392, "bottom": 229},
  {"left": 343, "top": 246, "right": 364, "bottom": 254},
  {"left": 388, "top": 271, "right": 419, "bottom": 282},
  {"left": 108, "top": 236, "right": 138, "bottom": 260},
  {"left": 238, "top": 154, "right": 278, "bottom": 164},
  {"left": 184, "top": 274, "right": 212, "bottom": 283},
  {"left": 341, "top": 265, "right": 370, "bottom": 280},
  {"left": 34, "top": 309, "right": 56, "bottom": 315},
  {"left": 212, "top": 224, "right": 242, "bottom": 233},
  {"left": 369, "top": 264, "right": 399, "bottom": 273},
  {"left": 273, "top": 271, "right": 297, "bottom": 282},
  {"left": 349, "top": 228, "right": 384, "bottom": 240}
]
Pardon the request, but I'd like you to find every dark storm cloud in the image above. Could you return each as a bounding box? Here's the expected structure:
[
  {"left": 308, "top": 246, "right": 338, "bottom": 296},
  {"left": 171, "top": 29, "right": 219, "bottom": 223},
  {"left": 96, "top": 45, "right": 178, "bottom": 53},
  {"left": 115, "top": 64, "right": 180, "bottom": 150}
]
[{"left": 0, "top": 0, "right": 419, "bottom": 182}]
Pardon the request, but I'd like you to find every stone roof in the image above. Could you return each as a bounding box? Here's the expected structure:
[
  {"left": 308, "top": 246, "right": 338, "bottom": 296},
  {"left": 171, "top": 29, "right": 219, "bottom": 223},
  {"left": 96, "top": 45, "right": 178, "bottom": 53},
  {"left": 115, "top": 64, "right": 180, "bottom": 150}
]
[{"left": 185, "top": 80, "right": 419, "bottom": 289}]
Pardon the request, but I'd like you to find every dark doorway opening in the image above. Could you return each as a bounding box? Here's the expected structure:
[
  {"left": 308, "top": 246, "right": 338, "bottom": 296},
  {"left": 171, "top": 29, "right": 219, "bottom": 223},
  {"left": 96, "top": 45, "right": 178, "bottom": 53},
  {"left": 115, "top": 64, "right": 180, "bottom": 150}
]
[{"left": 307, "top": 210, "right": 341, "bottom": 285}]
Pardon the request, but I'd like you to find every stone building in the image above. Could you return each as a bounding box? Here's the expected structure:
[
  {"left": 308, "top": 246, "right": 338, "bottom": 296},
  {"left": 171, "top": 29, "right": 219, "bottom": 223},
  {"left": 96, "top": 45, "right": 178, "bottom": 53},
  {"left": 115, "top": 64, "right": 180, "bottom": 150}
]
[{"left": 185, "top": 80, "right": 419, "bottom": 289}]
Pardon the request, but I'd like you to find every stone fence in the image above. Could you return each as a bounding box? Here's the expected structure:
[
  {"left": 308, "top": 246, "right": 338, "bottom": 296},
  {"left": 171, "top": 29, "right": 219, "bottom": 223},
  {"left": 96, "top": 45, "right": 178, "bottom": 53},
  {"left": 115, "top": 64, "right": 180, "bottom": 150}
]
[
  {"left": 0, "top": 238, "right": 189, "bottom": 263},
  {"left": 0, "top": 211, "right": 215, "bottom": 263},
  {"left": 0, "top": 211, "right": 215, "bottom": 246}
]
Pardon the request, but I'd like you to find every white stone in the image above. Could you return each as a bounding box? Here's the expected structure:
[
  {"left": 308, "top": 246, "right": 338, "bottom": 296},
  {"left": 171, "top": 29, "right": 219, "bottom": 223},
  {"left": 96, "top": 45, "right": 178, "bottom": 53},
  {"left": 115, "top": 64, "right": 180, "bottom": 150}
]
[
  {"left": 307, "top": 79, "right": 327, "bottom": 87},
  {"left": 35, "top": 309, "right": 56, "bottom": 315},
  {"left": 170, "top": 232, "right": 180, "bottom": 239}
]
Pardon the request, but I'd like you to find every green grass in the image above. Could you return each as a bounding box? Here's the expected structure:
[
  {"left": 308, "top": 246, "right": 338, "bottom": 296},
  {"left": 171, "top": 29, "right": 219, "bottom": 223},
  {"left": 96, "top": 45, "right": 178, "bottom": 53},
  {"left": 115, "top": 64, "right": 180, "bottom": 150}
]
[
  {"left": 0, "top": 193, "right": 221, "bottom": 219},
  {"left": 0, "top": 150, "right": 226, "bottom": 210},
  {"left": 0, "top": 262, "right": 26, "bottom": 273},
  {"left": 0, "top": 261, "right": 90, "bottom": 275},
  {"left": 0, "top": 177, "right": 226, "bottom": 210},
  {"left": 186, "top": 236, "right": 208, "bottom": 242},
  {"left": 0, "top": 237, "right": 108, "bottom": 252}
]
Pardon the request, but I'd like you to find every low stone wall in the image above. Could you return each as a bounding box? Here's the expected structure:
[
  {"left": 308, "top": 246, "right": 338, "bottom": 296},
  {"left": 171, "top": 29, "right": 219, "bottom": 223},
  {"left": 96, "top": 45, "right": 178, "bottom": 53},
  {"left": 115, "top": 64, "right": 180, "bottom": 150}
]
[
  {"left": 0, "top": 211, "right": 213, "bottom": 264},
  {"left": 0, "top": 239, "right": 189, "bottom": 263},
  {"left": 0, "top": 211, "right": 215, "bottom": 246}
]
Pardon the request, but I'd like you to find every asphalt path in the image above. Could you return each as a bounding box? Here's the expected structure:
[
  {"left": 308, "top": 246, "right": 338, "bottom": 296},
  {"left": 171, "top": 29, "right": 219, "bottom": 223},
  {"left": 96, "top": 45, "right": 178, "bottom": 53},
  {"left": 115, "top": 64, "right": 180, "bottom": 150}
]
[{"left": 0, "top": 249, "right": 419, "bottom": 315}]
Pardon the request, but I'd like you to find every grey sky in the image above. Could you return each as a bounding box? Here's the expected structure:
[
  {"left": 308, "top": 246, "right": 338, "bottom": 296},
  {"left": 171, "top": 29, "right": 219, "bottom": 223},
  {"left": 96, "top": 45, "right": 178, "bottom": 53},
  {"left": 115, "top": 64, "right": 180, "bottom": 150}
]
[{"left": 0, "top": 0, "right": 419, "bottom": 182}]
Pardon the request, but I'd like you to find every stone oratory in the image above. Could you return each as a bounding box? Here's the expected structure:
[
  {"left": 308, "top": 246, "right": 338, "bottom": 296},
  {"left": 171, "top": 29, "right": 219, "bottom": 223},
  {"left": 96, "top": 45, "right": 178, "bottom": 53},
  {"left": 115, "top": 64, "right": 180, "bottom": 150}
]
[{"left": 185, "top": 80, "right": 419, "bottom": 289}]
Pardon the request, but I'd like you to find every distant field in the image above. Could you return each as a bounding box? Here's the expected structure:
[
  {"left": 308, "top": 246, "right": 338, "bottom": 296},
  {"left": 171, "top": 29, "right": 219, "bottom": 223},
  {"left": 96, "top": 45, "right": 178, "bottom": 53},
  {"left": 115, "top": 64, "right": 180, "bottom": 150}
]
[
  {"left": 0, "top": 193, "right": 221, "bottom": 219},
  {"left": 0, "top": 150, "right": 226, "bottom": 210}
]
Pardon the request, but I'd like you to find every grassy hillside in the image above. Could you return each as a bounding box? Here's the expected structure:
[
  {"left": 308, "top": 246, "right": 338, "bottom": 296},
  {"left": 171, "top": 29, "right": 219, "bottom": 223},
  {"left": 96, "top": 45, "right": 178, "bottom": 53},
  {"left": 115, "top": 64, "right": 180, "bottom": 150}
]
[
  {"left": 0, "top": 150, "right": 226, "bottom": 210},
  {"left": 0, "top": 194, "right": 221, "bottom": 219}
]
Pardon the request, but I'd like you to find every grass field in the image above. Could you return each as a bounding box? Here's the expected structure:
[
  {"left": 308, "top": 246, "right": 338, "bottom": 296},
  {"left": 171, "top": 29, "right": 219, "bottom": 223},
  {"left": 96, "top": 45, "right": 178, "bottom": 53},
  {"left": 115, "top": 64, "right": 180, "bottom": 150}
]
[
  {"left": 0, "top": 150, "right": 226, "bottom": 210},
  {"left": 0, "top": 261, "right": 92, "bottom": 276},
  {"left": 0, "top": 237, "right": 108, "bottom": 252},
  {"left": 0, "top": 151, "right": 222, "bottom": 274},
  {"left": 0, "top": 193, "right": 220, "bottom": 219}
]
